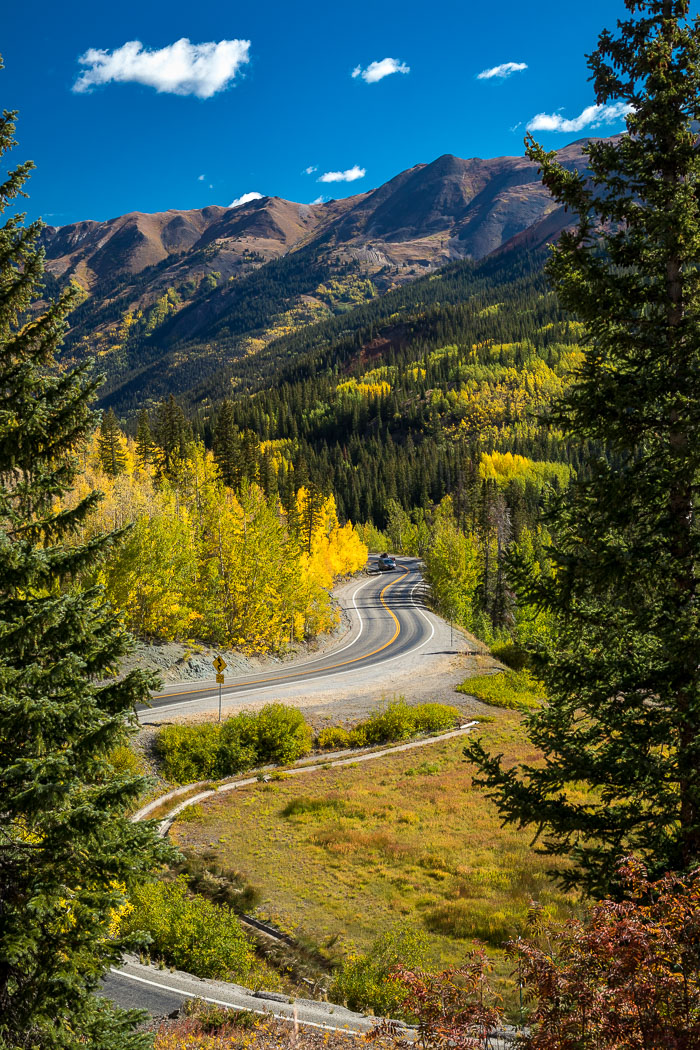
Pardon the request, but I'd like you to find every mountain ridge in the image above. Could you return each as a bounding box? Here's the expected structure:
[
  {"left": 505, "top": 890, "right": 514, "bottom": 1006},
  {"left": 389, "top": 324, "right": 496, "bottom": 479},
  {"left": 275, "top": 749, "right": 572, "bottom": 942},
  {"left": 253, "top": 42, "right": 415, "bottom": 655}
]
[
  {"left": 41, "top": 136, "right": 613, "bottom": 415},
  {"left": 41, "top": 136, "right": 609, "bottom": 292}
]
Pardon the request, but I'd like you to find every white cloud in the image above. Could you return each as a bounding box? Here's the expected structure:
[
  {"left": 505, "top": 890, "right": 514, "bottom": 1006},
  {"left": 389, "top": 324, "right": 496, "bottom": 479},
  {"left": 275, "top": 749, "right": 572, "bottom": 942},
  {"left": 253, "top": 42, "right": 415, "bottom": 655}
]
[
  {"left": 352, "top": 58, "right": 410, "bottom": 84},
  {"left": 310, "top": 195, "right": 327, "bottom": 204},
  {"left": 318, "top": 165, "right": 366, "bottom": 183},
  {"left": 198, "top": 174, "right": 205, "bottom": 181},
  {"left": 477, "top": 61, "right": 527, "bottom": 80},
  {"left": 228, "top": 191, "right": 264, "bottom": 208},
  {"left": 304, "top": 165, "right": 318, "bottom": 175},
  {"left": 73, "top": 37, "right": 250, "bottom": 99},
  {"left": 527, "top": 101, "right": 633, "bottom": 133}
]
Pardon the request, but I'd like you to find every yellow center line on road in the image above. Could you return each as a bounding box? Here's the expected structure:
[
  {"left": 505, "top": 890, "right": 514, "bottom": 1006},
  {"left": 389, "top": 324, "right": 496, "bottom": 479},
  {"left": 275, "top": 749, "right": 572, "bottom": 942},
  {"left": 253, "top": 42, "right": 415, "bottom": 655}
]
[{"left": 150, "top": 568, "right": 410, "bottom": 703}]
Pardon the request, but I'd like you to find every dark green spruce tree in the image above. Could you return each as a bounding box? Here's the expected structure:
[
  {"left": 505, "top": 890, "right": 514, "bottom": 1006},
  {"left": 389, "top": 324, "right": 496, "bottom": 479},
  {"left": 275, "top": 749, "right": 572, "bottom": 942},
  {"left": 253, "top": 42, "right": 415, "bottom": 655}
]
[
  {"left": 467, "top": 0, "right": 700, "bottom": 895},
  {"left": 153, "top": 393, "right": 191, "bottom": 481},
  {"left": 0, "top": 86, "right": 171, "bottom": 1045},
  {"left": 134, "top": 408, "right": 154, "bottom": 468},
  {"left": 212, "top": 399, "right": 241, "bottom": 488},
  {"left": 97, "top": 407, "right": 127, "bottom": 477}
]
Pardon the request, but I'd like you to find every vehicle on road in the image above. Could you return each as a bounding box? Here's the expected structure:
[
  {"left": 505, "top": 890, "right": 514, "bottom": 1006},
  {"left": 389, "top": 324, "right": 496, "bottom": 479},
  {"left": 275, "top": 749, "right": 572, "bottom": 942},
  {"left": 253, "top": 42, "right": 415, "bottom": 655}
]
[{"left": 377, "top": 553, "right": 397, "bottom": 571}]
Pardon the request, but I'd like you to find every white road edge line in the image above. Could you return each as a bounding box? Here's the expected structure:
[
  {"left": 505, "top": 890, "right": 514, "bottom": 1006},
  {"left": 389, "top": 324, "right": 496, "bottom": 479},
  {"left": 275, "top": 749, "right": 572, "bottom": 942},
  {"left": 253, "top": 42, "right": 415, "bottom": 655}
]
[
  {"left": 147, "top": 573, "right": 437, "bottom": 720},
  {"left": 109, "top": 967, "right": 368, "bottom": 1036}
]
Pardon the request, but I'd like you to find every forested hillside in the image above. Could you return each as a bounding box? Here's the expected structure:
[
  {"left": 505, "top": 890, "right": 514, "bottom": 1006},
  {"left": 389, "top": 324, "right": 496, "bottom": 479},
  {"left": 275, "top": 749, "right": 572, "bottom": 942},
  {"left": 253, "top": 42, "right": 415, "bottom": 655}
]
[{"left": 99, "top": 249, "right": 579, "bottom": 648}]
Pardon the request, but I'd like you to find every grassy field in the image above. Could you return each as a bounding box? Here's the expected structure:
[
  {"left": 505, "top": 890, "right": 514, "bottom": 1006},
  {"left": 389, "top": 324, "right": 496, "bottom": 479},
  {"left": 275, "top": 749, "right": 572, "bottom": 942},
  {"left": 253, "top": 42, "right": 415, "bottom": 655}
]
[{"left": 172, "top": 712, "right": 578, "bottom": 1002}]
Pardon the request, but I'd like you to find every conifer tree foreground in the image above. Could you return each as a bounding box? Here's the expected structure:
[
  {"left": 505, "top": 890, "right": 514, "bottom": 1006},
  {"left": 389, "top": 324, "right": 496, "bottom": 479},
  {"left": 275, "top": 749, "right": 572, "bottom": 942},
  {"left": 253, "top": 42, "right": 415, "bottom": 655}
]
[
  {"left": 467, "top": 0, "right": 700, "bottom": 895},
  {"left": 0, "top": 86, "right": 171, "bottom": 1045}
]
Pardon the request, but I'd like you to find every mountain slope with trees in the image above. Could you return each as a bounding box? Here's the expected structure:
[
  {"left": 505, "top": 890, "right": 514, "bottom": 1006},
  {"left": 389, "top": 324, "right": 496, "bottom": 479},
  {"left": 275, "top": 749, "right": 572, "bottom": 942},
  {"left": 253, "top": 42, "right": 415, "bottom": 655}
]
[{"left": 37, "top": 140, "right": 607, "bottom": 410}]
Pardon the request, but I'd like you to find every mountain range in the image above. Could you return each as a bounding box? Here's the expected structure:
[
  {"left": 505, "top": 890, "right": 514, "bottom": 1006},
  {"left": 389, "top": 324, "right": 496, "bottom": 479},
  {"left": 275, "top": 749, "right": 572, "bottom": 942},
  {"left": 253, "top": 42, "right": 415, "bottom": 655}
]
[{"left": 39, "top": 137, "right": 605, "bottom": 412}]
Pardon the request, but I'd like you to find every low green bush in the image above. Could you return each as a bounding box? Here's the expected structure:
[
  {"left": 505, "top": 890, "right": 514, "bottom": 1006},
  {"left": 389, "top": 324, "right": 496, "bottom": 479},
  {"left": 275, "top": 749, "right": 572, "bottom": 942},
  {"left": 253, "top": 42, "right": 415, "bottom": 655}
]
[
  {"left": 317, "top": 726, "right": 352, "bottom": 750},
  {"left": 183, "top": 999, "right": 259, "bottom": 1033},
  {"left": 155, "top": 723, "right": 221, "bottom": 783},
  {"left": 170, "top": 850, "right": 261, "bottom": 913},
  {"left": 412, "top": 702, "right": 461, "bottom": 733},
  {"left": 123, "top": 877, "right": 253, "bottom": 980},
  {"left": 155, "top": 703, "right": 313, "bottom": 783},
  {"left": 282, "top": 796, "right": 346, "bottom": 818},
  {"left": 456, "top": 670, "right": 544, "bottom": 711},
  {"left": 360, "top": 700, "right": 419, "bottom": 745},
  {"left": 330, "top": 924, "right": 428, "bottom": 1018},
  {"left": 281, "top": 795, "right": 366, "bottom": 820},
  {"left": 318, "top": 700, "right": 460, "bottom": 753},
  {"left": 252, "top": 703, "right": 313, "bottom": 764},
  {"left": 424, "top": 899, "right": 523, "bottom": 948},
  {"left": 348, "top": 726, "right": 369, "bottom": 747}
]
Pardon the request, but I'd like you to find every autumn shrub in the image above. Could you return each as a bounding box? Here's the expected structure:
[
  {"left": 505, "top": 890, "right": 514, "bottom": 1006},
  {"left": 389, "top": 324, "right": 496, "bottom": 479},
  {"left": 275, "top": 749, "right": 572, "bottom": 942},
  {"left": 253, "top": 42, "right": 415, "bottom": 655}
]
[
  {"left": 370, "top": 952, "right": 503, "bottom": 1047},
  {"left": 516, "top": 859, "right": 700, "bottom": 1048},
  {"left": 457, "top": 669, "right": 543, "bottom": 711},
  {"left": 317, "top": 726, "right": 352, "bottom": 750},
  {"left": 330, "top": 924, "right": 429, "bottom": 1018},
  {"left": 123, "top": 877, "right": 254, "bottom": 980}
]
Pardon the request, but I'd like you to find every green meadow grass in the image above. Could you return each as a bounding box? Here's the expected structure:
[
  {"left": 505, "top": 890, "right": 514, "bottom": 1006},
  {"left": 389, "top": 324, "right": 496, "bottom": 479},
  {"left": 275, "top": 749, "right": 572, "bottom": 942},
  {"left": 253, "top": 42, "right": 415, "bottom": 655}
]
[{"left": 172, "top": 713, "right": 578, "bottom": 1005}]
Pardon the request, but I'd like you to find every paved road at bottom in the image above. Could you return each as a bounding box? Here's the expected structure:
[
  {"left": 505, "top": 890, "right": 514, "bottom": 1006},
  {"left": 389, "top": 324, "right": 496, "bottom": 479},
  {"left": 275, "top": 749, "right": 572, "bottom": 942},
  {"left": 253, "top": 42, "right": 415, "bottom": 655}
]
[
  {"left": 101, "top": 955, "right": 383, "bottom": 1034},
  {"left": 101, "top": 959, "right": 517, "bottom": 1045}
]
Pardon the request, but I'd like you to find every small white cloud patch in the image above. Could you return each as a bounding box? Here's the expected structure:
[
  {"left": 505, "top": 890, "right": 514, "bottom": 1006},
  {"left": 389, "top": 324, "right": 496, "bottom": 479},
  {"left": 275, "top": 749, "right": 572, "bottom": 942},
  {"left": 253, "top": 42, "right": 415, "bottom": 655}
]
[
  {"left": 310, "top": 195, "right": 326, "bottom": 205},
  {"left": 304, "top": 165, "right": 318, "bottom": 175},
  {"left": 228, "top": 191, "right": 264, "bottom": 208},
  {"left": 527, "top": 101, "right": 632, "bottom": 134},
  {"left": 197, "top": 174, "right": 205, "bottom": 181},
  {"left": 318, "top": 165, "right": 366, "bottom": 183},
  {"left": 477, "top": 62, "right": 528, "bottom": 80},
  {"left": 352, "top": 58, "right": 409, "bottom": 84},
  {"left": 73, "top": 38, "right": 250, "bottom": 99}
]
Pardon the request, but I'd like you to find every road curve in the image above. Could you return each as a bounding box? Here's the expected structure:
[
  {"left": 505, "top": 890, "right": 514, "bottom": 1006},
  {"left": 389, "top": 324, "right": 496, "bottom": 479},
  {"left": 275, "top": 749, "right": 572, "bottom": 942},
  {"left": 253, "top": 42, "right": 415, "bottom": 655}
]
[{"left": 140, "top": 557, "right": 441, "bottom": 723}]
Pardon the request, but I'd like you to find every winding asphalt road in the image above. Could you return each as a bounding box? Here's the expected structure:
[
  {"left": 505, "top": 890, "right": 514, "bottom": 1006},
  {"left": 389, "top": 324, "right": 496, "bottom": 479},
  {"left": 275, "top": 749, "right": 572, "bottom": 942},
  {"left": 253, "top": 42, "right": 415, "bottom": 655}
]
[{"left": 140, "top": 557, "right": 440, "bottom": 724}]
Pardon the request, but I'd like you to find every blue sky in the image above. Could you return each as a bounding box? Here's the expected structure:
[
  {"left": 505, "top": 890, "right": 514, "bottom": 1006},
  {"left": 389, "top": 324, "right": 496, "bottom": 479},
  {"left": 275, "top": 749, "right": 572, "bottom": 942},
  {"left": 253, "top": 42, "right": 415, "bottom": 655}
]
[{"left": 1, "top": 0, "right": 666, "bottom": 225}]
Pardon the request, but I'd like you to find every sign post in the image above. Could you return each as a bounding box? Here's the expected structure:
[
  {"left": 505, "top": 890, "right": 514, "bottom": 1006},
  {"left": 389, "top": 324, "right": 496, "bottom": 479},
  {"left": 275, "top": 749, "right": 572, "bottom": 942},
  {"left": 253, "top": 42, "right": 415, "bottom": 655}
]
[{"left": 213, "top": 655, "right": 227, "bottom": 722}]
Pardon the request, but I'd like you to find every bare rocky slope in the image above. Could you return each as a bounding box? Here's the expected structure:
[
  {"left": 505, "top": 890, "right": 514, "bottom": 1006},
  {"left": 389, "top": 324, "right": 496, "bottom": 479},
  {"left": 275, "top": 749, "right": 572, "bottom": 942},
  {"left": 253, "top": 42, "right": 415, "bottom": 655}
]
[{"left": 41, "top": 138, "right": 601, "bottom": 295}]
